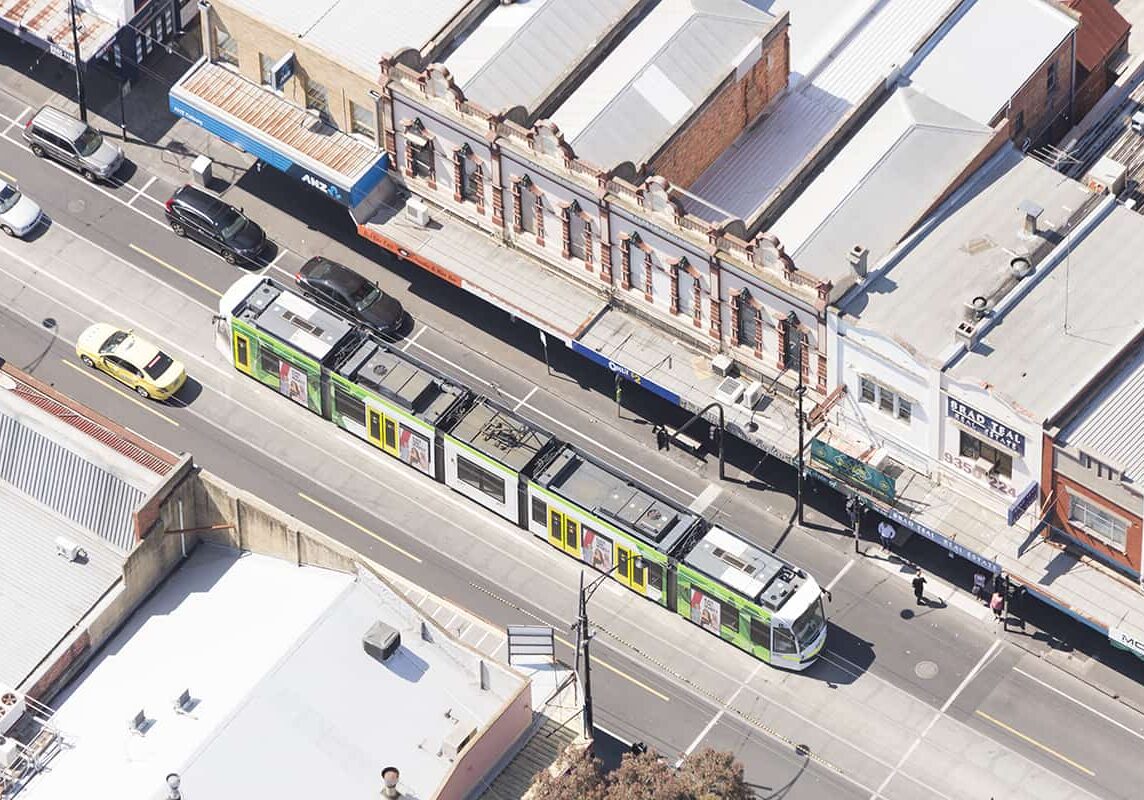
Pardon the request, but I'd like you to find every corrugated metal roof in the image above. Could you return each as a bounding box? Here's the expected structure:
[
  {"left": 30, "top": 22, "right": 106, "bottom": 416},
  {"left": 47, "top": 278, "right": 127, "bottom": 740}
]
[
  {"left": 0, "top": 482, "right": 124, "bottom": 688},
  {"left": 910, "top": 0, "right": 1077, "bottom": 125},
  {"left": 0, "top": 413, "right": 145, "bottom": 552},
  {"left": 0, "top": 0, "right": 117, "bottom": 62},
  {"left": 688, "top": 0, "right": 957, "bottom": 222},
  {"left": 445, "top": 0, "right": 640, "bottom": 116},
  {"left": 550, "top": 0, "right": 777, "bottom": 171},
  {"left": 225, "top": 0, "right": 474, "bottom": 76},
  {"left": 773, "top": 86, "right": 993, "bottom": 284},
  {"left": 1064, "top": 0, "right": 1129, "bottom": 72},
  {"left": 1060, "top": 343, "right": 1144, "bottom": 484}
]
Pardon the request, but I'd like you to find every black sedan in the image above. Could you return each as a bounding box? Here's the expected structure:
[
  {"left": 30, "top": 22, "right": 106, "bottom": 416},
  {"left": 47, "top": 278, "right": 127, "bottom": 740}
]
[
  {"left": 164, "top": 184, "right": 267, "bottom": 266},
  {"left": 295, "top": 257, "right": 408, "bottom": 337}
]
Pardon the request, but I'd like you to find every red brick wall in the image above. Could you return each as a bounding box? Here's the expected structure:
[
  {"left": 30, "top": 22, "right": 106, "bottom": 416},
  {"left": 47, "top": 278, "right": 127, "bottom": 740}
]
[
  {"left": 651, "top": 26, "right": 789, "bottom": 189},
  {"left": 1007, "top": 35, "right": 1075, "bottom": 146},
  {"left": 1050, "top": 470, "right": 1142, "bottom": 574}
]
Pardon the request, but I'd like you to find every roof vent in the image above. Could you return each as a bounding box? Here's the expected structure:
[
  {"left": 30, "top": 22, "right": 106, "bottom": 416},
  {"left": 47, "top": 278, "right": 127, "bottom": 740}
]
[
  {"left": 955, "top": 320, "right": 978, "bottom": 346},
  {"left": 962, "top": 296, "right": 988, "bottom": 323},
  {"left": 1009, "top": 256, "right": 1033, "bottom": 279},
  {"left": 848, "top": 244, "right": 868, "bottom": 278},
  {"left": 1018, "top": 200, "right": 1043, "bottom": 237},
  {"left": 363, "top": 621, "right": 402, "bottom": 662}
]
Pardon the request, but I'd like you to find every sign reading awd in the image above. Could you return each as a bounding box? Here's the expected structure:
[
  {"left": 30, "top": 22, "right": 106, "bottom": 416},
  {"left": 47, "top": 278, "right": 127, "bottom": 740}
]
[{"left": 947, "top": 397, "right": 1026, "bottom": 456}]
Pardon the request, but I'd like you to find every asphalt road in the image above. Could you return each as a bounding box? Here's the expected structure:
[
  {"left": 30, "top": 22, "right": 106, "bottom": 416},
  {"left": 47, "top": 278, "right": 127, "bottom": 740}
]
[{"left": 1, "top": 71, "right": 1143, "bottom": 797}]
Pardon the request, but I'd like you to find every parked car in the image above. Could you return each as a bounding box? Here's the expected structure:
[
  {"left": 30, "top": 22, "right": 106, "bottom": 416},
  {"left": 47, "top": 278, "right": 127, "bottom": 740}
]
[
  {"left": 295, "top": 257, "right": 407, "bottom": 336},
  {"left": 164, "top": 184, "right": 267, "bottom": 265},
  {"left": 23, "top": 106, "right": 124, "bottom": 183},
  {"left": 0, "top": 179, "right": 42, "bottom": 237},
  {"left": 76, "top": 323, "right": 186, "bottom": 400}
]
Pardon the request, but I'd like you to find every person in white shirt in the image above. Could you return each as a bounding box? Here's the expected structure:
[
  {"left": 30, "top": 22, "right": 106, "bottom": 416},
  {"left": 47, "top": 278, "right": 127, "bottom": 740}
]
[{"left": 877, "top": 520, "right": 896, "bottom": 551}]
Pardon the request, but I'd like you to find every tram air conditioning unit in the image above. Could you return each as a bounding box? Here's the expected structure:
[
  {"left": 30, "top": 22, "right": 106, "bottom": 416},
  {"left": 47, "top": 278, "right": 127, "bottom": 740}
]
[{"left": 0, "top": 687, "right": 27, "bottom": 736}]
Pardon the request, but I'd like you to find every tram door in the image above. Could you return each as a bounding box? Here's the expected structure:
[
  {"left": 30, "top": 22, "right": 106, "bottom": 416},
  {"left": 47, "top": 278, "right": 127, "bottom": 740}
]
[
  {"left": 367, "top": 408, "right": 399, "bottom": 457},
  {"left": 233, "top": 331, "right": 254, "bottom": 376},
  {"left": 615, "top": 544, "right": 646, "bottom": 592},
  {"left": 548, "top": 509, "right": 581, "bottom": 556}
]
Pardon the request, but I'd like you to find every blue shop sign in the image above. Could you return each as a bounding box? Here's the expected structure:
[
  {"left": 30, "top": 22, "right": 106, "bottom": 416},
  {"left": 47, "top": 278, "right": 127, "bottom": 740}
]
[
  {"left": 168, "top": 93, "right": 388, "bottom": 208},
  {"left": 881, "top": 505, "right": 1001, "bottom": 574},
  {"left": 947, "top": 397, "right": 1026, "bottom": 456},
  {"left": 271, "top": 51, "right": 296, "bottom": 92},
  {"left": 1007, "top": 480, "right": 1038, "bottom": 526},
  {"left": 570, "top": 341, "right": 681, "bottom": 406}
]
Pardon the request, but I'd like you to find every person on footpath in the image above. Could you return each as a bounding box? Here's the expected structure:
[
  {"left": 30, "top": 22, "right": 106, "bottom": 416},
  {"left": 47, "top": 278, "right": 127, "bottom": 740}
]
[
  {"left": 991, "top": 590, "right": 1005, "bottom": 624},
  {"left": 912, "top": 568, "right": 927, "bottom": 605},
  {"left": 972, "top": 571, "right": 987, "bottom": 602},
  {"left": 654, "top": 425, "right": 669, "bottom": 452},
  {"left": 878, "top": 519, "right": 896, "bottom": 552}
]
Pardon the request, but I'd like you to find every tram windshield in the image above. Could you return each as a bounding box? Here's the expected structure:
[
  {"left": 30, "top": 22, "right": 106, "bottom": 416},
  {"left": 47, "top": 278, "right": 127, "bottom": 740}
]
[{"left": 791, "top": 598, "right": 826, "bottom": 648}]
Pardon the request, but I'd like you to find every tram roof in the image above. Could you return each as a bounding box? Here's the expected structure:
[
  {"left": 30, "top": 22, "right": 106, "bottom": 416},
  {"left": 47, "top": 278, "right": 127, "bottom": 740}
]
[
  {"left": 684, "top": 526, "right": 806, "bottom": 611},
  {"left": 335, "top": 337, "right": 467, "bottom": 426},
  {"left": 446, "top": 398, "right": 554, "bottom": 472},
  {"left": 234, "top": 279, "right": 354, "bottom": 361},
  {"left": 532, "top": 444, "right": 697, "bottom": 553}
]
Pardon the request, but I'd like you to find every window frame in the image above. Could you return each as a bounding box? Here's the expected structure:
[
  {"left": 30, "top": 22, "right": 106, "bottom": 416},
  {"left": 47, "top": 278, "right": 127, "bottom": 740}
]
[
  {"left": 215, "top": 27, "right": 239, "bottom": 67},
  {"left": 304, "top": 79, "right": 330, "bottom": 120},
  {"left": 456, "top": 454, "right": 506, "bottom": 505},
  {"left": 333, "top": 384, "right": 367, "bottom": 427},
  {"left": 857, "top": 376, "right": 912, "bottom": 424},
  {"left": 349, "top": 99, "right": 377, "bottom": 142},
  {"left": 958, "top": 431, "right": 1013, "bottom": 479},
  {"left": 258, "top": 52, "right": 273, "bottom": 87},
  {"left": 1067, "top": 492, "right": 1128, "bottom": 550}
]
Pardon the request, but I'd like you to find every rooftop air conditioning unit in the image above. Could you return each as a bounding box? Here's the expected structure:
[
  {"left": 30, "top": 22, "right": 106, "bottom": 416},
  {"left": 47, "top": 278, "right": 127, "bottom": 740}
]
[
  {"left": 0, "top": 687, "right": 27, "bottom": 736},
  {"left": 406, "top": 197, "right": 431, "bottom": 228},
  {"left": 441, "top": 722, "right": 478, "bottom": 759},
  {"left": 715, "top": 377, "right": 745, "bottom": 406},
  {"left": 740, "top": 380, "right": 764, "bottom": 409},
  {"left": 711, "top": 353, "right": 736, "bottom": 377},
  {"left": 0, "top": 737, "right": 20, "bottom": 769},
  {"left": 56, "top": 536, "right": 84, "bottom": 562},
  {"left": 363, "top": 621, "right": 402, "bottom": 662}
]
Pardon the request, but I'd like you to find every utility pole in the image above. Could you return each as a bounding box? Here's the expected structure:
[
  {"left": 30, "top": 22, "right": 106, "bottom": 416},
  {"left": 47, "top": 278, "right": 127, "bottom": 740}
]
[
  {"left": 789, "top": 312, "right": 806, "bottom": 526},
  {"left": 69, "top": 0, "right": 88, "bottom": 122},
  {"left": 846, "top": 494, "right": 861, "bottom": 553},
  {"left": 574, "top": 560, "right": 640, "bottom": 739}
]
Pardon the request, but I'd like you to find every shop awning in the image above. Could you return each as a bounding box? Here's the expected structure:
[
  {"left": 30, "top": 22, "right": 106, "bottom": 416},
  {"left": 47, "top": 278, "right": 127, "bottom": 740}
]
[{"left": 0, "top": 0, "right": 117, "bottom": 65}]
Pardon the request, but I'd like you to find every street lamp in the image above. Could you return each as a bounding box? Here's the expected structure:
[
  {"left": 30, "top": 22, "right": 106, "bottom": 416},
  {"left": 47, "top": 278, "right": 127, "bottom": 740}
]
[
  {"left": 573, "top": 558, "right": 642, "bottom": 740},
  {"left": 68, "top": 0, "right": 88, "bottom": 122},
  {"left": 788, "top": 312, "right": 805, "bottom": 526}
]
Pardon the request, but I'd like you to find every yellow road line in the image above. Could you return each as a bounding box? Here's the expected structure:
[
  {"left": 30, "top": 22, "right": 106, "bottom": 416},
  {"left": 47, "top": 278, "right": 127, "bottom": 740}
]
[
  {"left": 975, "top": 710, "right": 1095, "bottom": 776},
  {"left": 61, "top": 359, "right": 180, "bottom": 427},
  {"left": 298, "top": 492, "right": 423, "bottom": 563},
  {"left": 0, "top": 168, "right": 14, "bottom": 183},
  {"left": 555, "top": 634, "right": 671, "bottom": 702},
  {"left": 129, "top": 243, "right": 223, "bottom": 298}
]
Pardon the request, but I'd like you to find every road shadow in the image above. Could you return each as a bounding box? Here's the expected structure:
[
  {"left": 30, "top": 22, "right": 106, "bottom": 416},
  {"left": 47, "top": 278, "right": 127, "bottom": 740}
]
[
  {"left": 805, "top": 623, "right": 874, "bottom": 687},
  {"left": 169, "top": 376, "right": 204, "bottom": 407}
]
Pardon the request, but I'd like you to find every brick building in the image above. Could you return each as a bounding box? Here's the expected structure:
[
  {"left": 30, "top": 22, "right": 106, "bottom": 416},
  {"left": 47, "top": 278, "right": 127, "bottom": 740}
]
[{"left": 1063, "top": 0, "right": 1131, "bottom": 120}]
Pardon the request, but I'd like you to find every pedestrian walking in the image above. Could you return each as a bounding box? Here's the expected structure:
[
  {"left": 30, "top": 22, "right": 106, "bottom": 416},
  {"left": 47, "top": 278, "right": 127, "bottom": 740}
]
[
  {"left": 654, "top": 425, "right": 668, "bottom": 452},
  {"left": 972, "top": 571, "right": 987, "bottom": 601},
  {"left": 878, "top": 519, "right": 896, "bottom": 552},
  {"left": 991, "top": 590, "right": 1005, "bottom": 623},
  {"left": 912, "top": 569, "right": 927, "bottom": 606}
]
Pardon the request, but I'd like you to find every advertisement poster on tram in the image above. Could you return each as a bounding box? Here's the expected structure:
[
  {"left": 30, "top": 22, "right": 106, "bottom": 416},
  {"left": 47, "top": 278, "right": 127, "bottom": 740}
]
[
  {"left": 690, "top": 589, "right": 720, "bottom": 634},
  {"left": 278, "top": 362, "right": 308, "bottom": 407},
  {"left": 400, "top": 428, "right": 431, "bottom": 475},
  {"left": 584, "top": 529, "right": 612, "bottom": 571}
]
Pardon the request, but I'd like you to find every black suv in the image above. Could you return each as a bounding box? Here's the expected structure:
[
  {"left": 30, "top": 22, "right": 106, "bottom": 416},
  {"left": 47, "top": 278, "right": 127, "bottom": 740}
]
[
  {"left": 295, "top": 257, "right": 407, "bottom": 336},
  {"left": 164, "top": 185, "right": 267, "bottom": 265}
]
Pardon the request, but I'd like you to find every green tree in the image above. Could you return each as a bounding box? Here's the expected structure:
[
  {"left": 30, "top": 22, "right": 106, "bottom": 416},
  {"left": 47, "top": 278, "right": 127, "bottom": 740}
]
[{"left": 529, "top": 746, "right": 750, "bottom": 800}]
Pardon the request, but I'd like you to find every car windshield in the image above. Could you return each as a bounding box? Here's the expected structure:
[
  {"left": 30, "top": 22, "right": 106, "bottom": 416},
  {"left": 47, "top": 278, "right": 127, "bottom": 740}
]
[
  {"left": 790, "top": 598, "right": 826, "bottom": 648},
  {"left": 75, "top": 128, "right": 103, "bottom": 157},
  {"left": 98, "top": 330, "right": 130, "bottom": 354},
  {"left": 144, "top": 351, "right": 174, "bottom": 380},
  {"left": 218, "top": 208, "right": 246, "bottom": 239},
  {"left": 0, "top": 185, "right": 20, "bottom": 213},
  {"left": 353, "top": 285, "right": 382, "bottom": 312}
]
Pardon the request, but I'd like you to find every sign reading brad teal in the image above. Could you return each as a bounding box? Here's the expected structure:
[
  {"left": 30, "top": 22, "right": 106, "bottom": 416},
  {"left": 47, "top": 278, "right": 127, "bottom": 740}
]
[
  {"left": 947, "top": 397, "right": 1025, "bottom": 456},
  {"left": 810, "top": 438, "right": 896, "bottom": 502}
]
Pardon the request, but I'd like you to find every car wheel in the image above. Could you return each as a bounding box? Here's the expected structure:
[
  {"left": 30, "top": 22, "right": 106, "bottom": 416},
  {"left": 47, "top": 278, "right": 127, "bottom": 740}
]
[
  {"left": 82, "top": 169, "right": 98, "bottom": 183},
  {"left": 170, "top": 221, "right": 186, "bottom": 237},
  {"left": 0, "top": 224, "right": 13, "bottom": 237},
  {"left": 31, "top": 144, "right": 45, "bottom": 158},
  {"left": 80, "top": 355, "right": 95, "bottom": 368},
  {"left": 135, "top": 385, "right": 151, "bottom": 399},
  {"left": 222, "top": 249, "right": 238, "bottom": 265}
]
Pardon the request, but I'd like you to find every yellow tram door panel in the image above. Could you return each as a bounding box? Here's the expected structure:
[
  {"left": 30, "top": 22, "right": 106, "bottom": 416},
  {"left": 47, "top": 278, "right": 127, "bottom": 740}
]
[
  {"left": 367, "top": 408, "right": 400, "bottom": 457},
  {"left": 630, "top": 551, "right": 646, "bottom": 592},
  {"left": 562, "top": 516, "right": 581, "bottom": 557},
  {"left": 233, "top": 331, "right": 254, "bottom": 376},
  {"left": 548, "top": 509, "right": 564, "bottom": 548},
  {"left": 615, "top": 544, "right": 634, "bottom": 589}
]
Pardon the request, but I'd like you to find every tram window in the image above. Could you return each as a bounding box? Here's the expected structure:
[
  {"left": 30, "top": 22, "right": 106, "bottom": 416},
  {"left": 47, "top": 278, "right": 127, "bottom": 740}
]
[
  {"left": 369, "top": 411, "right": 381, "bottom": 441},
  {"left": 531, "top": 496, "right": 547, "bottom": 526},
  {"left": 644, "top": 561, "right": 663, "bottom": 592},
  {"left": 334, "top": 386, "right": 366, "bottom": 426},
  {"left": 259, "top": 348, "right": 281, "bottom": 376},
  {"left": 456, "top": 455, "right": 506, "bottom": 504},
  {"left": 749, "top": 616, "right": 771, "bottom": 646},
  {"left": 772, "top": 626, "right": 796, "bottom": 654},
  {"left": 234, "top": 335, "right": 249, "bottom": 367},
  {"left": 718, "top": 598, "right": 740, "bottom": 632},
  {"left": 384, "top": 418, "right": 397, "bottom": 449}
]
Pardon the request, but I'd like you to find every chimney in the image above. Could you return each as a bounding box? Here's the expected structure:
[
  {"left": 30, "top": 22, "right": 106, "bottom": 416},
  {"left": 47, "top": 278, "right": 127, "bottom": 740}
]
[
  {"left": 847, "top": 244, "right": 868, "bottom": 278},
  {"left": 1018, "top": 200, "right": 1043, "bottom": 238},
  {"left": 962, "top": 295, "right": 988, "bottom": 323}
]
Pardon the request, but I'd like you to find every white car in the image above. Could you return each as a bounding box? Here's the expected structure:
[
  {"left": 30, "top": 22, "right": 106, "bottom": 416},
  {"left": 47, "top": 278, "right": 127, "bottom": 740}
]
[{"left": 0, "top": 180, "right": 42, "bottom": 238}]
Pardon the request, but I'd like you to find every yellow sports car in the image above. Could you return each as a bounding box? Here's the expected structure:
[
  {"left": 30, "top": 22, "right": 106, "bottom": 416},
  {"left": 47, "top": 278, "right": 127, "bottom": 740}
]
[{"left": 76, "top": 323, "right": 186, "bottom": 400}]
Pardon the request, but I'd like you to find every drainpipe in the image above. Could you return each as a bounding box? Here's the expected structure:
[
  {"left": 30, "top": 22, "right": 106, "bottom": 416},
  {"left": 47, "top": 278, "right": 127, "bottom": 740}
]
[{"left": 198, "top": 0, "right": 213, "bottom": 60}]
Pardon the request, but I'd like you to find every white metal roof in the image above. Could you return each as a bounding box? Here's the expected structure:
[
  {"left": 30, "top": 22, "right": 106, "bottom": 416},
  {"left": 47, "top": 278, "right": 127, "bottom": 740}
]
[
  {"left": 444, "top": 0, "right": 640, "bottom": 116},
  {"left": 24, "top": 547, "right": 526, "bottom": 800},
  {"left": 1060, "top": 344, "right": 1144, "bottom": 485},
  {"left": 949, "top": 204, "right": 1144, "bottom": 422},
  {"left": 841, "top": 150, "right": 1092, "bottom": 366},
  {"left": 909, "top": 0, "right": 1077, "bottom": 125},
  {"left": 772, "top": 86, "right": 993, "bottom": 285},
  {"left": 688, "top": 0, "right": 957, "bottom": 222},
  {"left": 550, "top": 0, "right": 777, "bottom": 171},
  {"left": 224, "top": 0, "right": 475, "bottom": 76}
]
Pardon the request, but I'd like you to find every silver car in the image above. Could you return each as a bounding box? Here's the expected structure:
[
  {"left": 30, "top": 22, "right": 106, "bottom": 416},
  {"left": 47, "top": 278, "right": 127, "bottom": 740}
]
[
  {"left": 23, "top": 106, "right": 124, "bottom": 183},
  {"left": 0, "top": 179, "right": 42, "bottom": 238}
]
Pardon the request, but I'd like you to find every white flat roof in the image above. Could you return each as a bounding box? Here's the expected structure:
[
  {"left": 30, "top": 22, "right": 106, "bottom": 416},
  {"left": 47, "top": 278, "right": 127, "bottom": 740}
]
[
  {"left": 25, "top": 546, "right": 523, "bottom": 800},
  {"left": 225, "top": 0, "right": 475, "bottom": 76},
  {"left": 909, "top": 0, "right": 1076, "bottom": 125},
  {"left": 688, "top": 0, "right": 956, "bottom": 222}
]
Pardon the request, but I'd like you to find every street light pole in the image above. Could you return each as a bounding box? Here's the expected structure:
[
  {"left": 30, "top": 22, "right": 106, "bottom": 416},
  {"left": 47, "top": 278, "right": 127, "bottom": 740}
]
[
  {"left": 68, "top": 0, "right": 88, "bottom": 123},
  {"left": 575, "top": 559, "right": 641, "bottom": 740},
  {"left": 789, "top": 312, "right": 805, "bottom": 526}
]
